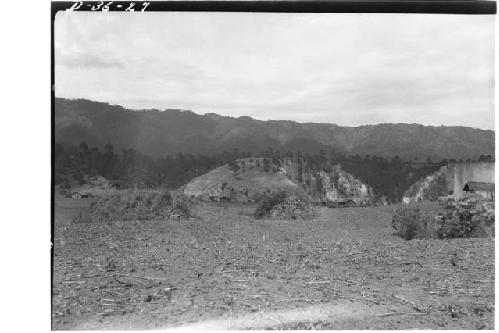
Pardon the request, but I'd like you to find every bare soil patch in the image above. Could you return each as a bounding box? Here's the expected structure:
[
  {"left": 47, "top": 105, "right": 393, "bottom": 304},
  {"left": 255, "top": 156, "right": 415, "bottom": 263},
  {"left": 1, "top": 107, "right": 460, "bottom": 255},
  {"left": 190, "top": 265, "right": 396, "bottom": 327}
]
[{"left": 52, "top": 203, "right": 495, "bottom": 330}]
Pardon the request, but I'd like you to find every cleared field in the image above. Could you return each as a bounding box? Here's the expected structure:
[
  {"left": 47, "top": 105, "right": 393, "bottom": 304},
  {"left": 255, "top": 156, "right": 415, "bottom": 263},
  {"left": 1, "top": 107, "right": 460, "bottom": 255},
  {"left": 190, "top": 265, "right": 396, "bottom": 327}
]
[
  {"left": 53, "top": 194, "right": 94, "bottom": 226},
  {"left": 52, "top": 203, "right": 495, "bottom": 330}
]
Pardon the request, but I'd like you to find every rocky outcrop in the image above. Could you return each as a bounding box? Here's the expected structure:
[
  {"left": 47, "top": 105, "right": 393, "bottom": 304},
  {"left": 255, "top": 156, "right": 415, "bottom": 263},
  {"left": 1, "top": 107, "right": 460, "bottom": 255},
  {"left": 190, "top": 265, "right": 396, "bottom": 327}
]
[
  {"left": 402, "top": 166, "right": 451, "bottom": 203},
  {"left": 183, "top": 157, "right": 375, "bottom": 205},
  {"left": 278, "top": 158, "right": 373, "bottom": 205}
]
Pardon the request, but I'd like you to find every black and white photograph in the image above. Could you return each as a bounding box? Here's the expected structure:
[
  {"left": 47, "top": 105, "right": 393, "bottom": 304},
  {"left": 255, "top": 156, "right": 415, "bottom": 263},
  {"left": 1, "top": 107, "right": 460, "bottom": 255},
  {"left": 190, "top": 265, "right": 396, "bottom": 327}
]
[{"left": 50, "top": 1, "right": 497, "bottom": 330}]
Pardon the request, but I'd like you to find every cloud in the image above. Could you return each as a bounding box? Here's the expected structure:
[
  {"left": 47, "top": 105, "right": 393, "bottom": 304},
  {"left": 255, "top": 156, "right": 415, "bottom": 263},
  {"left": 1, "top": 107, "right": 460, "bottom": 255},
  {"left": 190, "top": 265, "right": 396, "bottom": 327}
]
[
  {"left": 56, "top": 51, "right": 124, "bottom": 69},
  {"left": 54, "top": 12, "right": 496, "bottom": 130}
]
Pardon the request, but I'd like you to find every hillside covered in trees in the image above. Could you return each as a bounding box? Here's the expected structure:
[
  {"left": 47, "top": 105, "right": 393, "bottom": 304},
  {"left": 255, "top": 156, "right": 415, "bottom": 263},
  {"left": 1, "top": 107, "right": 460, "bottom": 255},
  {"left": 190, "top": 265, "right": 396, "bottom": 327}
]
[
  {"left": 54, "top": 98, "right": 495, "bottom": 203},
  {"left": 55, "top": 98, "right": 495, "bottom": 162},
  {"left": 55, "top": 142, "right": 454, "bottom": 203}
]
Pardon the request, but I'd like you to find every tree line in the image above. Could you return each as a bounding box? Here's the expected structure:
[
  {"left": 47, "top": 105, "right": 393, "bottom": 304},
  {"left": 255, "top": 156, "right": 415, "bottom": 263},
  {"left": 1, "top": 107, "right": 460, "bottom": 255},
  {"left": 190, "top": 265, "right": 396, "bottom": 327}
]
[
  {"left": 55, "top": 142, "right": 491, "bottom": 202},
  {"left": 54, "top": 142, "right": 252, "bottom": 189}
]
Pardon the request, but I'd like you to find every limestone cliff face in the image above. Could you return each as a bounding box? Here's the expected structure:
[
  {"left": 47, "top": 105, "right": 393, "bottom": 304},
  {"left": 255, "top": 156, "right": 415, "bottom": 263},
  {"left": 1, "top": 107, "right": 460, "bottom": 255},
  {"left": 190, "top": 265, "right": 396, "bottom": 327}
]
[
  {"left": 183, "top": 157, "right": 374, "bottom": 205},
  {"left": 403, "top": 162, "right": 495, "bottom": 203},
  {"left": 279, "top": 158, "right": 374, "bottom": 205},
  {"left": 402, "top": 166, "right": 451, "bottom": 203}
]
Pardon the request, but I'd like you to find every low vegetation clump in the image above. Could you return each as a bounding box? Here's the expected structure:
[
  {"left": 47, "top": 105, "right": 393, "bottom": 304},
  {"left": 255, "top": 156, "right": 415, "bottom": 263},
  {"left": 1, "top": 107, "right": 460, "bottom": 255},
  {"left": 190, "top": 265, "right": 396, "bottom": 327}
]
[
  {"left": 170, "top": 191, "right": 194, "bottom": 219},
  {"left": 391, "top": 202, "right": 440, "bottom": 240},
  {"left": 437, "top": 195, "right": 495, "bottom": 238},
  {"left": 254, "top": 190, "right": 288, "bottom": 218},
  {"left": 254, "top": 190, "right": 315, "bottom": 219},
  {"left": 392, "top": 196, "right": 495, "bottom": 240},
  {"left": 74, "top": 189, "right": 180, "bottom": 223},
  {"left": 270, "top": 195, "right": 316, "bottom": 220}
]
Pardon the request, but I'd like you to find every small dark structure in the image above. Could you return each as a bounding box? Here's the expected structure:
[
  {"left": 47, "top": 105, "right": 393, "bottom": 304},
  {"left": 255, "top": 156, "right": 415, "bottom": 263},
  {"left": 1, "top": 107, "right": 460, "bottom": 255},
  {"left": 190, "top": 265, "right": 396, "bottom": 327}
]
[
  {"left": 71, "top": 192, "right": 90, "bottom": 199},
  {"left": 463, "top": 182, "right": 495, "bottom": 200},
  {"left": 328, "top": 199, "right": 357, "bottom": 208}
]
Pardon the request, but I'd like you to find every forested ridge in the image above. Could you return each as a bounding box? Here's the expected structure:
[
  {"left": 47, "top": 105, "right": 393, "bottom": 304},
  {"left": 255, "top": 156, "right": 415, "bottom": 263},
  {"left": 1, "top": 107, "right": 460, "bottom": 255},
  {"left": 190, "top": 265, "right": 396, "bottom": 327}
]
[
  {"left": 55, "top": 98, "right": 495, "bottom": 162},
  {"left": 56, "top": 142, "right": 472, "bottom": 202}
]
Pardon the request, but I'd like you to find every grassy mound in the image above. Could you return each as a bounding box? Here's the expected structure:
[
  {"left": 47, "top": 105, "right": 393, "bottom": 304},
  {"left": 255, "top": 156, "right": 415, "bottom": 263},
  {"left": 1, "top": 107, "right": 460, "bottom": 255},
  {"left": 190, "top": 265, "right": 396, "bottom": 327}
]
[{"left": 183, "top": 160, "right": 305, "bottom": 203}]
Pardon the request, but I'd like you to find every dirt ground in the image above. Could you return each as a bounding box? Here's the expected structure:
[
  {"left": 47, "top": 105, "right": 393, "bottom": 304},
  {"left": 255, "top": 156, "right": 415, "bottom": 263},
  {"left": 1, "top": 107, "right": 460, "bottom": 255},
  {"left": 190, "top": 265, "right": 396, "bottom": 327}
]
[{"left": 52, "top": 200, "right": 495, "bottom": 330}]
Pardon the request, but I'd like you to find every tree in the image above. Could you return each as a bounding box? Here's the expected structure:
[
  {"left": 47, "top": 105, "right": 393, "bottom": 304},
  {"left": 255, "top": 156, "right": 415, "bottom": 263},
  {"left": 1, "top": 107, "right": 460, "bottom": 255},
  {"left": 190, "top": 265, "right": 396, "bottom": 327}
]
[
  {"left": 103, "top": 143, "right": 119, "bottom": 179},
  {"left": 79, "top": 142, "right": 89, "bottom": 154},
  {"left": 263, "top": 158, "right": 271, "bottom": 172},
  {"left": 228, "top": 160, "right": 240, "bottom": 172},
  {"left": 315, "top": 173, "right": 324, "bottom": 197}
]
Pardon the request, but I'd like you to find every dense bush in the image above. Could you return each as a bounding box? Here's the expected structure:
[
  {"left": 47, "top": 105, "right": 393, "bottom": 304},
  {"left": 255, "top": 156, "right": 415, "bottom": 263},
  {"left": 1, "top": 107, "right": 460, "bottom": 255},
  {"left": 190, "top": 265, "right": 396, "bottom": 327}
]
[
  {"left": 254, "top": 190, "right": 288, "bottom": 218},
  {"left": 270, "top": 195, "right": 316, "bottom": 220},
  {"left": 437, "top": 196, "right": 495, "bottom": 238},
  {"left": 254, "top": 190, "right": 315, "bottom": 219},
  {"left": 391, "top": 202, "right": 439, "bottom": 240},
  {"left": 170, "top": 191, "right": 194, "bottom": 218},
  {"left": 436, "top": 210, "right": 475, "bottom": 239},
  {"left": 392, "top": 198, "right": 495, "bottom": 240}
]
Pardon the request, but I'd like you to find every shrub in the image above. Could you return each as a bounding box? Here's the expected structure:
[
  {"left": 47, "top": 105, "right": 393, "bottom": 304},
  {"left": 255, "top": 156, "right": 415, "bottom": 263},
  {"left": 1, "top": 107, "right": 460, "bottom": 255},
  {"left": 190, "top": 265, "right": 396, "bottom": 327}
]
[
  {"left": 391, "top": 202, "right": 439, "bottom": 240},
  {"left": 392, "top": 198, "right": 495, "bottom": 240},
  {"left": 171, "top": 192, "right": 193, "bottom": 218},
  {"left": 270, "top": 195, "right": 316, "bottom": 220},
  {"left": 254, "top": 190, "right": 288, "bottom": 218},
  {"left": 254, "top": 190, "right": 314, "bottom": 219},
  {"left": 437, "top": 210, "right": 474, "bottom": 238},
  {"left": 437, "top": 196, "right": 495, "bottom": 238}
]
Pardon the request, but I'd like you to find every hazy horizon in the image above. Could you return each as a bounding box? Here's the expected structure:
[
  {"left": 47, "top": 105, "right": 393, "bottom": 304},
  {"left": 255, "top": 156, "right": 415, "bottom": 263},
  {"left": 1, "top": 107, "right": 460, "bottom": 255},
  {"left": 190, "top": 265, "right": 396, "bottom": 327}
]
[{"left": 55, "top": 12, "right": 495, "bottom": 130}]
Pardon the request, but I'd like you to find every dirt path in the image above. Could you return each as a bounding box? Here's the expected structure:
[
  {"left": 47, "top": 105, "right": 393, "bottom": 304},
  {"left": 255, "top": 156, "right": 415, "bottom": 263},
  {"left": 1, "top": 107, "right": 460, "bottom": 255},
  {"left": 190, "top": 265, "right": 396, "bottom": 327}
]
[
  {"left": 69, "top": 300, "right": 394, "bottom": 330},
  {"left": 168, "top": 301, "right": 391, "bottom": 330}
]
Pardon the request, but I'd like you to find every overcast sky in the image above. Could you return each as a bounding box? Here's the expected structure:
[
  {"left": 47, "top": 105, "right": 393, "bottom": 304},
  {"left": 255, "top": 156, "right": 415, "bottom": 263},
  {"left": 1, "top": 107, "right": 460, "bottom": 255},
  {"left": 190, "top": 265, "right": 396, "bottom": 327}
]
[{"left": 55, "top": 12, "right": 495, "bottom": 129}]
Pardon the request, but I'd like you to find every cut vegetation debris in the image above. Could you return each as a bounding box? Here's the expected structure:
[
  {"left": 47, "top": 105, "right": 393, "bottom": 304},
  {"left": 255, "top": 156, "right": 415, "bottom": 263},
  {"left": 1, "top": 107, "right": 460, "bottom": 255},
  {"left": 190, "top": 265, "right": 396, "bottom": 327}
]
[
  {"left": 73, "top": 190, "right": 191, "bottom": 223},
  {"left": 53, "top": 203, "right": 495, "bottom": 330}
]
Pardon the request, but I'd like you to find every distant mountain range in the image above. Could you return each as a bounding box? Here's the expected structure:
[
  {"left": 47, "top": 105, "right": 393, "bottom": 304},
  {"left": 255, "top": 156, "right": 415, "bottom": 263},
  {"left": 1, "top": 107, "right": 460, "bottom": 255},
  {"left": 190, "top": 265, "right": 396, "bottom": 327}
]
[{"left": 55, "top": 98, "right": 494, "bottom": 161}]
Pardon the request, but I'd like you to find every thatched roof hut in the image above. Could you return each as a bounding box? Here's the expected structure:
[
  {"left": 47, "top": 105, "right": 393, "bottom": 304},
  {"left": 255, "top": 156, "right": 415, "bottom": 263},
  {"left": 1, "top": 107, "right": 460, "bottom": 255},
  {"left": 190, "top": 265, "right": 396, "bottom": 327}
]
[{"left": 463, "top": 182, "right": 495, "bottom": 192}]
